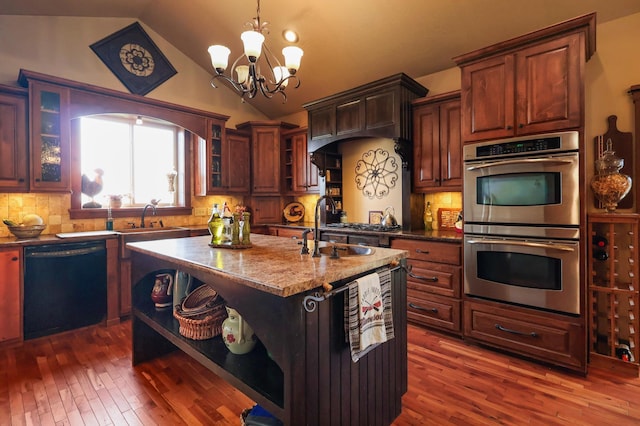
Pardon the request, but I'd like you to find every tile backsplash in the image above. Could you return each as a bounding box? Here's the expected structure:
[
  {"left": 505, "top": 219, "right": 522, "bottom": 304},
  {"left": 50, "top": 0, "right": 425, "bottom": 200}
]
[{"left": 0, "top": 193, "right": 244, "bottom": 238}]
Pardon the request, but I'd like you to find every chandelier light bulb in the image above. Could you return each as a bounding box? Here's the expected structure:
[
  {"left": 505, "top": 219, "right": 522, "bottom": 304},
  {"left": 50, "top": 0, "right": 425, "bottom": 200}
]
[
  {"left": 241, "top": 31, "right": 265, "bottom": 62},
  {"left": 208, "top": 45, "right": 231, "bottom": 72},
  {"left": 282, "top": 46, "right": 303, "bottom": 74},
  {"left": 236, "top": 65, "right": 250, "bottom": 85},
  {"left": 273, "top": 66, "right": 290, "bottom": 87}
]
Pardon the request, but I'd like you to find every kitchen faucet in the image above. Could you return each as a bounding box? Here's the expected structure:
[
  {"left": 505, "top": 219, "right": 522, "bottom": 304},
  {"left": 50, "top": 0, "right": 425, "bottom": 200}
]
[
  {"left": 140, "top": 203, "right": 157, "bottom": 228},
  {"left": 312, "top": 195, "right": 337, "bottom": 257}
]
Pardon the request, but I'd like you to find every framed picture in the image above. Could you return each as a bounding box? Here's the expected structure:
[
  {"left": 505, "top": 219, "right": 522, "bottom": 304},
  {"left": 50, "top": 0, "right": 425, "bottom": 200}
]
[
  {"left": 369, "top": 210, "right": 383, "bottom": 225},
  {"left": 90, "top": 22, "right": 177, "bottom": 96}
]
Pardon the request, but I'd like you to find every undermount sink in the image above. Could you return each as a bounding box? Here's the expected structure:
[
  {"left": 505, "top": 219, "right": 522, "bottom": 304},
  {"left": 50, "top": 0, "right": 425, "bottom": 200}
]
[
  {"left": 118, "top": 227, "right": 191, "bottom": 256},
  {"left": 318, "top": 245, "right": 375, "bottom": 257}
]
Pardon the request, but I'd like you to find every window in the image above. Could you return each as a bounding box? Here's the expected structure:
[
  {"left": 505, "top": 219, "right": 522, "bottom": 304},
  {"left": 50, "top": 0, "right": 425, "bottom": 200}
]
[{"left": 78, "top": 115, "right": 184, "bottom": 208}]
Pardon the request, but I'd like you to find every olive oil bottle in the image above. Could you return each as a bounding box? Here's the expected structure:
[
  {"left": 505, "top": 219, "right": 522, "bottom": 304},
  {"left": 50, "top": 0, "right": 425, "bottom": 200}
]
[{"left": 208, "top": 203, "right": 224, "bottom": 245}]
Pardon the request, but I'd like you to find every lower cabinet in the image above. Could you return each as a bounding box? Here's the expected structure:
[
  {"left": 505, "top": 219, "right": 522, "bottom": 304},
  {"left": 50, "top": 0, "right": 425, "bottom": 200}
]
[
  {"left": 464, "top": 299, "right": 586, "bottom": 373},
  {"left": 391, "top": 238, "right": 462, "bottom": 334},
  {"left": 0, "top": 248, "right": 21, "bottom": 343}
]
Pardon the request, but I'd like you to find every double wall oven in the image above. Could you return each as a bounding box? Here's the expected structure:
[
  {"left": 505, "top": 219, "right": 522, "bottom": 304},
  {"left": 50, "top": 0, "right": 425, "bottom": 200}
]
[{"left": 463, "top": 131, "right": 581, "bottom": 315}]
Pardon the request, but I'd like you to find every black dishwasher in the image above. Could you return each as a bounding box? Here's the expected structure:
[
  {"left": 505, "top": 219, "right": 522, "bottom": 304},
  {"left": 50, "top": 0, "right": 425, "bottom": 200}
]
[{"left": 24, "top": 241, "right": 107, "bottom": 340}]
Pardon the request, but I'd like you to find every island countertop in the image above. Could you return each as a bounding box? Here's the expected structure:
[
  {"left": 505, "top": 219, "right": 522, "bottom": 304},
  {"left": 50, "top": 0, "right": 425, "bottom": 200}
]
[{"left": 127, "top": 233, "right": 408, "bottom": 297}]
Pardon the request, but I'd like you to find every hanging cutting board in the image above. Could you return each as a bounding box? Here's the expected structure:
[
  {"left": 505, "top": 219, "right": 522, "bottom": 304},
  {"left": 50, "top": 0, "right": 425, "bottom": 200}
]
[{"left": 593, "top": 115, "right": 634, "bottom": 209}]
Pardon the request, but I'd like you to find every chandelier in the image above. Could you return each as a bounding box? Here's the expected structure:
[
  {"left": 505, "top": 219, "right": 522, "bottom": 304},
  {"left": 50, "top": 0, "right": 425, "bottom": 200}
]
[{"left": 207, "top": 0, "right": 303, "bottom": 102}]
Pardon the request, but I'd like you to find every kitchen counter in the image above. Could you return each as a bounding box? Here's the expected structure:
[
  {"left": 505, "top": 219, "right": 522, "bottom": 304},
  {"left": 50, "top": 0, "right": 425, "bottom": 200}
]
[
  {"left": 127, "top": 233, "right": 407, "bottom": 297},
  {"left": 128, "top": 233, "right": 408, "bottom": 425}
]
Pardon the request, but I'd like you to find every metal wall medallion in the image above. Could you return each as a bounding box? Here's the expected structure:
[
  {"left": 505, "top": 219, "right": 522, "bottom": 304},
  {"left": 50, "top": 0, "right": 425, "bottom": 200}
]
[{"left": 355, "top": 148, "right": 398, "bottom": 199}]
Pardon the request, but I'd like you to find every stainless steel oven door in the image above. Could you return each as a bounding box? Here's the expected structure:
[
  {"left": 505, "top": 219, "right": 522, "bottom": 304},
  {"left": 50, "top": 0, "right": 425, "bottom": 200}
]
[
  {"left": 463, "top": 152, "right": 579, "bottom": 226},
  {"left": 463, "top": 233, "right": 580, "bottom": 315}
]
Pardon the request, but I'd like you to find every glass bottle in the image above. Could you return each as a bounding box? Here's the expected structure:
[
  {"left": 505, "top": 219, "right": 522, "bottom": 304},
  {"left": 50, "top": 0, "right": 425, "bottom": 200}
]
[
  {"left": 231, "top": 212, "right": 241, "bottom": 245},
  {"left": 208, "top": 203, "right": 224, "bottom": 245},
  {"left": 591, "top": 140, "right": 632, "bottom": 212},
  {"left": 242, "top": 212, "right": 251, "bottom": 245},
  {"left": 424, "top": 201, "right": 433, "bottom": 231}
]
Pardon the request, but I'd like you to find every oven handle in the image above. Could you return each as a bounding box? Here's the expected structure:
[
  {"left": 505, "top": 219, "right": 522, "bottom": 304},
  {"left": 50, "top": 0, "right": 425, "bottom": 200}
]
[
  {"left": 466, "top": 238, "right": 576, "bottom": 252},
  {"left": 466, "top": 157, "right": 574, "bottom": 170}
]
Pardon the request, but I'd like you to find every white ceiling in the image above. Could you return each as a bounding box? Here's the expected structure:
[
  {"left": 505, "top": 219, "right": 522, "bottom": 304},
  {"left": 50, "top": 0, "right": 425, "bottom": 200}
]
[{"left": 2, "top": 0, "right": 640, "bottom": 119}]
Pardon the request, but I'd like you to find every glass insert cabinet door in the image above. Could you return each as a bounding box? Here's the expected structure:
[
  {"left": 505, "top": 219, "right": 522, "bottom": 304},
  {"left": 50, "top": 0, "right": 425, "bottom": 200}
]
[{"left": 29, "top": 82, "right": 70, "bottom": 191}]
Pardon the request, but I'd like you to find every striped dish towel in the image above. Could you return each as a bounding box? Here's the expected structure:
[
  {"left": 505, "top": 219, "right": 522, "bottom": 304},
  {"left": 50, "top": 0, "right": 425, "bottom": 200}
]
[{"left": 344, "top": 269, "right": 394, "bottom": 362}]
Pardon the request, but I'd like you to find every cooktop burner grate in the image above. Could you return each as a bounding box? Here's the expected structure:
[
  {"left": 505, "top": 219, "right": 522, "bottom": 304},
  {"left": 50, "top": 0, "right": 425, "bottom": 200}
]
[{"left": 325, "top": 223, "right": 401, "bottom": 232}]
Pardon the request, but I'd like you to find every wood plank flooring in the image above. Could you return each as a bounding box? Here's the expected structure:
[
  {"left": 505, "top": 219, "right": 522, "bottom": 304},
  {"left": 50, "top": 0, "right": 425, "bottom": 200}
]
[{"left": 1, "top": 321, "right": 640, "bottom": 425}]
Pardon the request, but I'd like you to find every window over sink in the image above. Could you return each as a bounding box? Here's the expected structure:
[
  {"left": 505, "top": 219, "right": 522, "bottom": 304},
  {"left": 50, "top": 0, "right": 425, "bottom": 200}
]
[{"left": 78, "top": 115, "right": 184, "bottom": 208}]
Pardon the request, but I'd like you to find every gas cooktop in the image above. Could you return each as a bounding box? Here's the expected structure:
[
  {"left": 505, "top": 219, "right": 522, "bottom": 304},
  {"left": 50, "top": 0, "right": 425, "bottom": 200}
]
[{"left": 325, "top": 223, "right": 401, "bottom": 232}]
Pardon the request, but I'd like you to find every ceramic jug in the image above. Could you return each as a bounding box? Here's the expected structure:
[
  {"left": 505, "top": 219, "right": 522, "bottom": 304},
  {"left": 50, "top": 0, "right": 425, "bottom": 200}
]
[
  {"left": 222, "top": 307, "right": 257, "bottom": 354},
  {"left": 151, "top": 272, "right": 173, "bottom": 309},
  {"left": 173, "top": 270, "right": 194, "bottom": 308}
]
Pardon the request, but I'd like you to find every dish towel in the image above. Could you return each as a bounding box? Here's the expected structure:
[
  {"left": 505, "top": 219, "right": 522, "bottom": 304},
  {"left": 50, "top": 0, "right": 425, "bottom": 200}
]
[{"left": 345, "top": 269, "right": 394, "bottom": 362}]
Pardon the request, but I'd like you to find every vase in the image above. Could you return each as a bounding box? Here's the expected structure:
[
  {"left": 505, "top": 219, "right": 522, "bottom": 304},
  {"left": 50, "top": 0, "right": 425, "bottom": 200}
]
[
  {"left": 222, "top": 307, "right": 257, "bottom": 354},
  {"left": 591, "top": 141, "right": 632, "bottom": 212}
]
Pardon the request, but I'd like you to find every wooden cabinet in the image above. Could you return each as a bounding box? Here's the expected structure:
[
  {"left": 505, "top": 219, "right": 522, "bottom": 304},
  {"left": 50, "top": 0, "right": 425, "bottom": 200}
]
[
  {"left": 303, "top": 73, "right": 428, "bottom": 159},
  {"left": 249, "top": 196, "right": 283, "bottom": 225},
  {"left": 0, "top": 248, "right": 21, "bottom": 343},
  {"left": 454, "top": 13, "right": 595, "bottom": 142},
  {"left": 26, "top": 80, "right": 71, "bottom": 191},
  {"left": 412, "top": 91, "right": 462, "bottom": 192},
  {"left": 464, "top": 299, "right": 586, "bottom": 372},
  {"left": 195, "top": 123, "right": 249, "bottom": 195},
  {"left": 238, "top": 121, "right": 297, "bottom": 195},
  {"left": 588, "top": 213, "right": 640, "bottom": 376},
  {"left": 391, "top": 238, "right": 462, "bottom": 334},
  {"left": 0, "top": 86, "right": 29, "bottom": 192},
  {"left": 283, "top": 128, "right": 318, "bottom": 194}
]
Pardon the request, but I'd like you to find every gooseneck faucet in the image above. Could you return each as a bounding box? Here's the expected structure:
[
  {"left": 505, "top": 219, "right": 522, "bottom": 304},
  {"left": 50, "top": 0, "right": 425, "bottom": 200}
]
[
  {"left": 312, "top": 195, "right": 337, "bottom": 257},
  {"left": 140, "top": 203, "right": 157, "bottom": 228}
]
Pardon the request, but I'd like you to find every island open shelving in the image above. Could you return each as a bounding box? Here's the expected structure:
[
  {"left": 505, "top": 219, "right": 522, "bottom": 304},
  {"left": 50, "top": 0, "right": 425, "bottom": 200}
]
[{"left": 128, "top": 235, "right": 408, "bottom": 425}]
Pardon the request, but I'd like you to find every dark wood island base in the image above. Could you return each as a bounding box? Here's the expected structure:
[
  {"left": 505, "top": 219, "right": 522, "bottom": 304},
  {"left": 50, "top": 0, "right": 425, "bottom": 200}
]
[{"left": 128, "top": 235, "right": 408, "bottom": 425}]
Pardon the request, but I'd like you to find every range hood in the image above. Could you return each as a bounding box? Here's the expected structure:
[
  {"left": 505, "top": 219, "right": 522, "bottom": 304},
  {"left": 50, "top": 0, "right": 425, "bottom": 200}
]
[{"left": 303, "top": 73, "right": 428, "bottom": 169}]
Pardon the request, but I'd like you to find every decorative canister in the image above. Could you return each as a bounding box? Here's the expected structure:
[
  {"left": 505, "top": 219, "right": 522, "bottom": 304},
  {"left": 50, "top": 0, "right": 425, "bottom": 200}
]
[
  {"left": 591, "top": 139, "right": 632, "bottom": 212},
  {"left": 222, "top": 307, "right": 257, "bottom": 354}
]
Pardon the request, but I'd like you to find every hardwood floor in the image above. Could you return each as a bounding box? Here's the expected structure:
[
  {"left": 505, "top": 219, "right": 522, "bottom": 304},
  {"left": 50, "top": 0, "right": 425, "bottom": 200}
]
[{"left": 1, "top": 322, "right": 640, "bottom": 425}]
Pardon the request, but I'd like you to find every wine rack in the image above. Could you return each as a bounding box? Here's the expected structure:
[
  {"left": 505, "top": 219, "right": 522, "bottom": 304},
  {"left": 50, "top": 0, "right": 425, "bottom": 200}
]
[{"left": 588, "top": 213, "right": 640, "bottom": 375}]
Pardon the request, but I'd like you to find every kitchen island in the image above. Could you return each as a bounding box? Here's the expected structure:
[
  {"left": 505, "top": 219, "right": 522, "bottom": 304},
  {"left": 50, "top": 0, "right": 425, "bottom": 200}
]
[{"left": 127, "top": 234, "right": 408, "bottom": 425}]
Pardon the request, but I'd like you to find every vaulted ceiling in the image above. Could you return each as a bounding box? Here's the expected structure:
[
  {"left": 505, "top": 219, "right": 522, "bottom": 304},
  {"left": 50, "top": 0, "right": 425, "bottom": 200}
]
[{"left": 2, "top": 0, "right": 640, "bottom": 119}]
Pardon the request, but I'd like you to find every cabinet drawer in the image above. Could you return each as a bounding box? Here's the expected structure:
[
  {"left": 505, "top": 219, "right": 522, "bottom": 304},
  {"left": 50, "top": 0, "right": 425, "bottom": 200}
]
[
  {"left": 407, "top": 291, "right": 461, "bottom": 333},
  {"left": 391, "top": 239, "right": 461, "bottom": 265},
  {"left": 407, "top": 259, "right": 460, "bottom": 298},
  {"left": 464, "top": 300, "right": 586, "bottom": 371}
]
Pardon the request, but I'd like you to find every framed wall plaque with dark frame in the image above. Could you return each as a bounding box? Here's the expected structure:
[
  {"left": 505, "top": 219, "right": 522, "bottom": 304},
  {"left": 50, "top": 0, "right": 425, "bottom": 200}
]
[{"left": 90, "top": 22, "right": 177, "bottom": 96}]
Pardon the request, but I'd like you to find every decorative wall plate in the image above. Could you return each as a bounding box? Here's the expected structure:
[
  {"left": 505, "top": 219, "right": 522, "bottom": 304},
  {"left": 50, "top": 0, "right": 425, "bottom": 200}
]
[{"left": 284, "top": 202, "right": 305, "bottom": 222}]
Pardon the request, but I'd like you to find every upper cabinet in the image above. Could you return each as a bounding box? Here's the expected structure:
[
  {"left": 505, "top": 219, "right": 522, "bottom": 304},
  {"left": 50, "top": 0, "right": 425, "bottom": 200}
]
[
  {"left": 303, "top": 73, "right": 428, "bottom": 167},
  {"left": 238, "top": 121, "right": 298, "bottom": 195},
  {"left": 412, "top": 91, "right": 462, "bottom": 192},
  {"left": 0, "top": 85, "right": 29, "bottom": 192},
  {"left": 195, "top": 123, "right": 250, "bottom": 195},
  {"left": 283, "top": 127, "right": 319, "bottom": 195},
  {"left": 27, "top": 81, "right": 71, "bottom": 192},
  {"left": 454, "top": 13, "right": 595, "bottom": 142}
]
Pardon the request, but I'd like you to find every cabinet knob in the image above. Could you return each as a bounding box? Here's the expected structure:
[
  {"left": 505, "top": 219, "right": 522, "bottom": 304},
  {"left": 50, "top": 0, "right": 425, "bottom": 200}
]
[
  {"left": 18, "top": 178, "right": 25, "bottom": 182},
  {"left": 519, "top": 123, "right": 525, "bottom": 128},
  {"left": 11, "top": 257, "right": 18, "bottom": 261},
  {"left": 506, "top": 125, "right": 513, "bottom": 130}
]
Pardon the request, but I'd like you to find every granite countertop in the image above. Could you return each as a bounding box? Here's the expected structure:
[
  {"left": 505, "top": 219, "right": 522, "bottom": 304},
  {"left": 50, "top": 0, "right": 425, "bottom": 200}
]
[{"left": 127, "top": 234, "right": 408, "bottom": 298}]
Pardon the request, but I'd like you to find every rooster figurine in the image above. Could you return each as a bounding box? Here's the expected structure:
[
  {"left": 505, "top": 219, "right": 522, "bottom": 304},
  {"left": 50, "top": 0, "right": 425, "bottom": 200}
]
[{"left": 81, "top": 168, "right": 104, "bottom": 208}]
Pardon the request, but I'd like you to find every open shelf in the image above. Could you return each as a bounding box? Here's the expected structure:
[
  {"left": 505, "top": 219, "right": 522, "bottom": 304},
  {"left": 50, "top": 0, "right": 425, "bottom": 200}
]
[{"left": 132, "top": 272, "right": 284, "bottom": 416}]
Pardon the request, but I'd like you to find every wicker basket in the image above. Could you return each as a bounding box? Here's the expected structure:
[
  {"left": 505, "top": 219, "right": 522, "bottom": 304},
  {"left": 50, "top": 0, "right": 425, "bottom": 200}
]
[{"left": 173, "top": 285, "right": 227, "bottom": 340}]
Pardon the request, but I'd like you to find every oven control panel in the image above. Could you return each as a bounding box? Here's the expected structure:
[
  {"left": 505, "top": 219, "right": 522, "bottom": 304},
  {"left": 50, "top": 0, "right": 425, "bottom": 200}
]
[
  {"left": 464, "top": 131, "right": 579, "bottom": 161},
  {"left": 476, "top": 137, "right": 560, "bottom": 157}
]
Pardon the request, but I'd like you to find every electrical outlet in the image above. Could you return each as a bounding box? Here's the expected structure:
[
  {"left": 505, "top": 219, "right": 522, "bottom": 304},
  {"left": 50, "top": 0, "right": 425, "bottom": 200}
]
[{"left": 195, "top": 207, "right": 206, "bottom": 216}]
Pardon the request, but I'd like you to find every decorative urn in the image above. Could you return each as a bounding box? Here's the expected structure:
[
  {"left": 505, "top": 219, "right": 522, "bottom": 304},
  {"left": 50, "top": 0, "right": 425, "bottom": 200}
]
[{"left": 590, "top": 140, "right": 632, "bottom": 213}]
